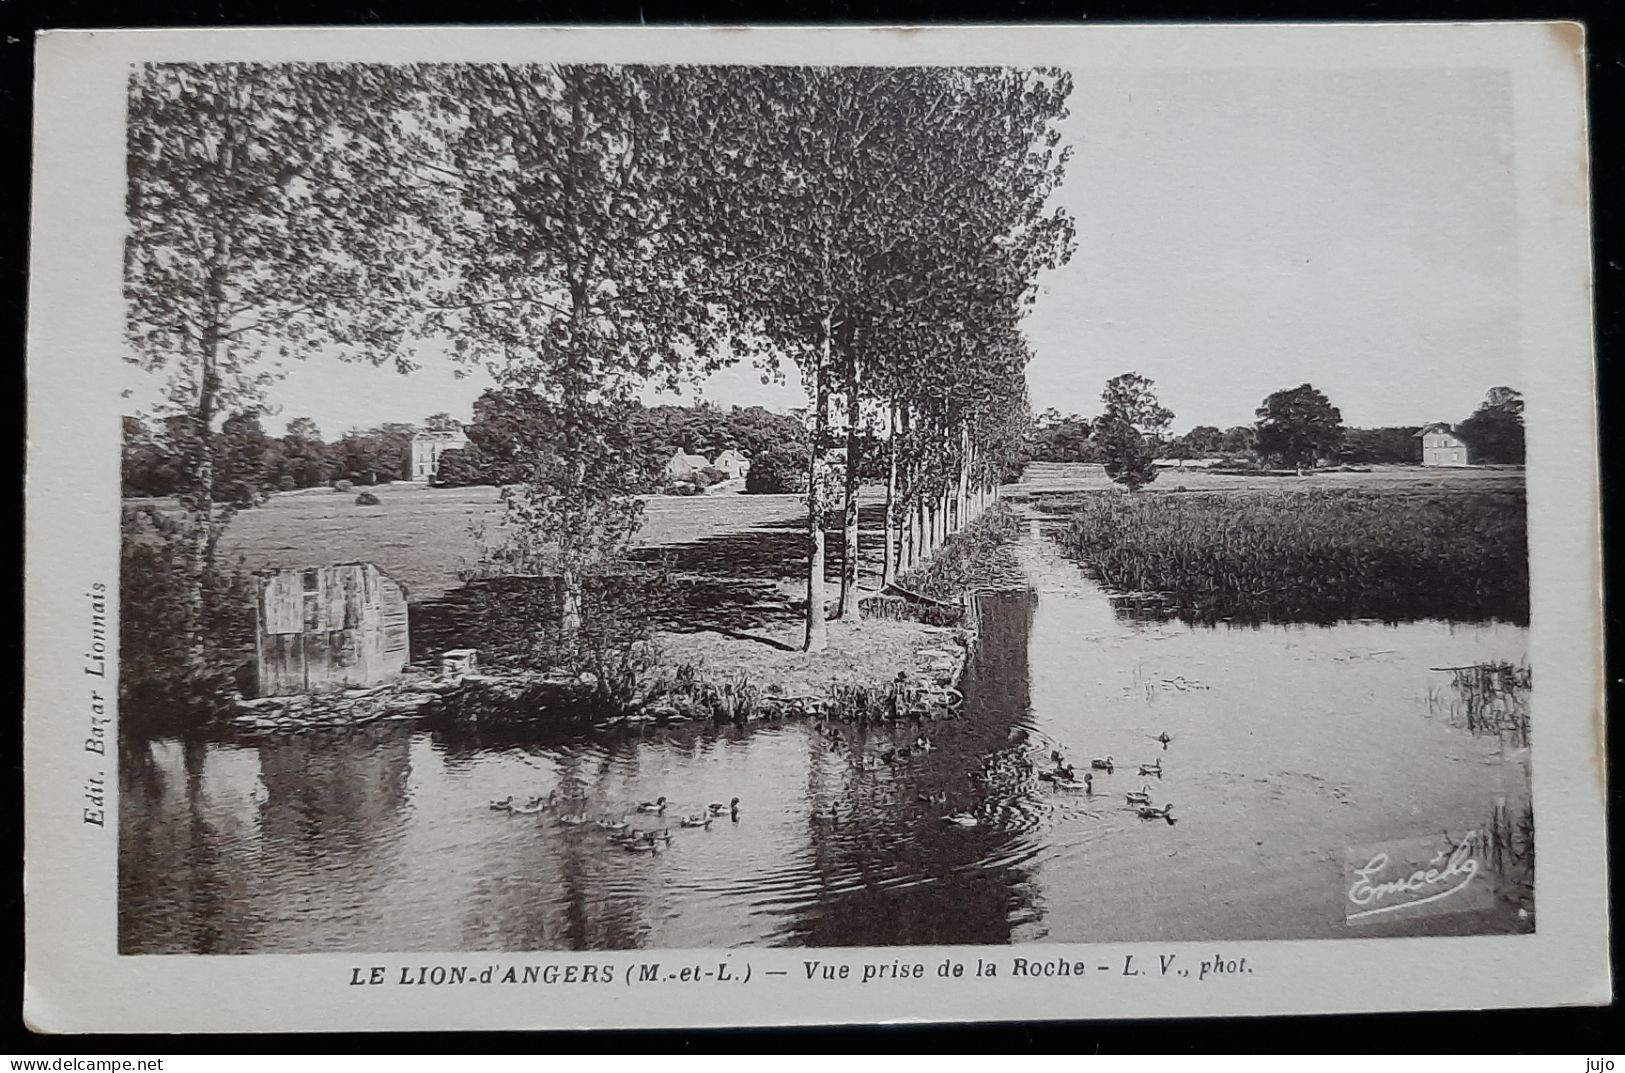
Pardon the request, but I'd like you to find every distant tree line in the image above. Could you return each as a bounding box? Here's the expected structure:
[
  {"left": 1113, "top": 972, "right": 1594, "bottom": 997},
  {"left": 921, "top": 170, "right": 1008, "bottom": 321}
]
[
  {"left": 1025, "top": 383, "right": 1525, "bottom": 478},
  {"left": 434, "top": 392, "right": 811, "bottom": 491},
  {"left": 121, "top": 413, "right": 420, "bottom": 501},
  {"left": 119, "top": 58, "right": 1069, "bottom": 690},
  {"left": 122, "top": 397, "right": 819, "bottom": 501}
]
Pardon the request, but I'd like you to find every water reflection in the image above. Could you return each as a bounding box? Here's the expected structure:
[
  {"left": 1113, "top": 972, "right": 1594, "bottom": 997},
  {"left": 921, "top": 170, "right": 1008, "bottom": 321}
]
[
  {"left": 785, "top": 592, "right": 1040, "bottom": 947},
  {"left": 121, "top": 535, "right": 1532, "bottom": 952}
]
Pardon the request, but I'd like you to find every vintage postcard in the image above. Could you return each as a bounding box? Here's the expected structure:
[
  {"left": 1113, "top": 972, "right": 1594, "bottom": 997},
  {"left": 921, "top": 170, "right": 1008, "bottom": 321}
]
[{"left": 24, "top": 22, "right": 1608, "bottom": 1032}]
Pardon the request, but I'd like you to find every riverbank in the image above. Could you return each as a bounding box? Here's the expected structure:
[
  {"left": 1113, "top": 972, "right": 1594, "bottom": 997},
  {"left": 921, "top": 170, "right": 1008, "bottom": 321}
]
[
  {"left": 1025, "top": 467, "right": 1527, "bottom": 626},
  {"left": 221, "top": 502, "right": 1031, "bottom": 737},
  {"left": 224, "top": 613, "right": 975, "bottom": 735}
]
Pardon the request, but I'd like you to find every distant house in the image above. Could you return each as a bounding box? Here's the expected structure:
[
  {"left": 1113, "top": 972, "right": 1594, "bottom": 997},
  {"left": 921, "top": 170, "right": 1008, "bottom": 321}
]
[
  {"left": 409, "top": 424, "right": 468, "bottom": 482},
  {"left": 1416, "top": 423, "right": 1471, "bottom": 467},
  {"left": 253, "top": 562, "right": 410, "bottom": 696},
  {"left": 662, "top": 448, "right": 712, "bottom": 484},
  {"left": 712, "top": 449, "right": 751, "bottom": 478}
]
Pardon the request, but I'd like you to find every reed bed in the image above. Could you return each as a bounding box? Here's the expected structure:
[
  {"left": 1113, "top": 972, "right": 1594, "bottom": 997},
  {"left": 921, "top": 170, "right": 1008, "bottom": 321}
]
[
  {"left": 1427, "top": 661, "right": 1532, "bottom": 748},
  {"left": 1049, "top": 487, "right": 1527, "bottom": 625},
  {"left": 894, "top": 503, "right": 1026, "bottom": 603}
]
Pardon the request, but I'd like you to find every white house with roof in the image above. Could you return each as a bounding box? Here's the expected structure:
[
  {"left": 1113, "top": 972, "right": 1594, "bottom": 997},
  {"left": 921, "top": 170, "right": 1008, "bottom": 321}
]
[
  {"left": 662, "top": 447, "right": 713, "bottom": 484},
  {"left": 1416, "top": 423, "right": 1470, "bottom": 467},
  {"left": 712, "top": 449, "right": 751, "bottom": 478},
  {"left": 409, "top": 423, "right": 468, "bottom": 482}
]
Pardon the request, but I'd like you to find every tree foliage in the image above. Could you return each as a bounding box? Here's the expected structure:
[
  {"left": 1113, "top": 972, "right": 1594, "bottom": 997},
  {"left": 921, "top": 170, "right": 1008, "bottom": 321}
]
[
  {"left": 1456, "top": 386, "right": 1525, "bottom": 464},
  {"left": 124, "top": 63, "right": 435, "bottom": 692},
  {"left": 1095, "top": 372, "right": 1171, "bottom": 490},
  {"left": 1100, "top": 372, "right": 1174, "bottom": 442},
  {"left": 1254, "top": 383, "right": 1345, "bottom": 471},
  {"left": 1096, "top": 416, "right": 1158, "bottom": 491},
  {"left": 121, "top": 61, "right": 1078, "bottom": 695},
  {"left": 1341, "top": 426, "right": 1421, "bottom": 465}
]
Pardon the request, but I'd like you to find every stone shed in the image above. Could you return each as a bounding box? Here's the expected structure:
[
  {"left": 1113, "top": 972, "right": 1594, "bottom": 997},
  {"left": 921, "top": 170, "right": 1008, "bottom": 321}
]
[{"left": 253, "top": 563, "right": 411, "bottom": 696}]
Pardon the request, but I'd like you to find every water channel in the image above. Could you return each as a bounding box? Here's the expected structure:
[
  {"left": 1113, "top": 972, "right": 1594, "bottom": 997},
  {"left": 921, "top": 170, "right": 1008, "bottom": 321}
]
[{"left": 120, "top": 523, "right": 1531, "bottom": 953}]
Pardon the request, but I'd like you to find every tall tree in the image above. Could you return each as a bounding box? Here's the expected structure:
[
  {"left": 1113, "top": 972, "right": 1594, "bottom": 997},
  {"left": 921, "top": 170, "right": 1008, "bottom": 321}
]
[
  {"left": 709, "top": 66, "right": 1074, "bottom": 641},
  {"left": 1096, "top": 372, "right": 1171, "bottom": 490},
  {"left": 1254, "top": 383, "right": 1344, "bottom": 472},
  {"left": 1456, "top": 386, "right": 1525, "bottom": 464},
  {"left": 421, "top": 65, "right": 739, "bottom": 639},
  {"left": 124, "top": 63, "right": 432, "bottom": 667},
  {"left": 1100, "top": 372, "right": 1174, "bottom": 443}
]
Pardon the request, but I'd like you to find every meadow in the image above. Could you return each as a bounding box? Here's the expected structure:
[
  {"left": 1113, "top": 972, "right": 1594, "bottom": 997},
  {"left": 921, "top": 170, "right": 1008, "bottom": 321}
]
[
  {"left": 201, "top": 482, "right": 836, "bottom": 603},
  {"left": 1032, "top": 465, "right": 1528, "bottom": 625}
]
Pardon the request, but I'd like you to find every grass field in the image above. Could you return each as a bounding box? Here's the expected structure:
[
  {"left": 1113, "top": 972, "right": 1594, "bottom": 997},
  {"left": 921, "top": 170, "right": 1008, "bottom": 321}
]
[
  {"left": 1011, "top": 460, "right": 1526, "bottom": 498},
  {"left": 193, "top": 481, "right": 915, "bottom": 682},
  {"left": 209, "top": 483, "right": 871, "bottom": 604},
  {"left": 1024, "top": 463, "right": 1528, "bottom": 625}
]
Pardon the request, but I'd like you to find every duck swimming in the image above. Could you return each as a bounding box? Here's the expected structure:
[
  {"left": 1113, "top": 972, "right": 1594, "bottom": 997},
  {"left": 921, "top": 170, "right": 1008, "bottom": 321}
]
[
  {"left": 637, "top": 796, "right": 668, "bottom": 814},
  {"left": 1136, "top": 803, "right": 1174, "bottom": 821},
  {"left": 708, "top": 797, "right": 740, "bottom": 817},
  {"left": 1125, "top": 785, "right": 1154, "bottom": 806},
  {"left": 941, "top": 811, "right": 980, "bottom": 827},
  {"left": 510, "top": 797, "right": 547, "bottom": 815},
  {"left": 1138, "top": 759, "right": 1163, "bottom": 778},
  {"left": 1157, "top": 732, "right": 1173, "bottom": 749},
  {"left": 556, "top": 812, "right": 590, "bottom": 826},
  {"left": 679, "top": 814, "right": 713, "bottom": 829},
  {"left": 1090, "top": 755, "right": 1115, "bottom": 773},
  {"left": 489, "top": 796, "right": 514, "bottom": 811},
  {"left": 1053, "top": 771, "right": 1092, "bottom": 793},
  {"left": 595, "top": 817, "right": 630, "bottom": 831}
]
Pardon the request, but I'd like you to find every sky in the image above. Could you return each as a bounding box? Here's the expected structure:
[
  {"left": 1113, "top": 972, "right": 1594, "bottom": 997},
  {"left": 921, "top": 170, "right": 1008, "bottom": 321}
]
[{"left": 130, "top": 66, "right": 1520, "bottom": 437}]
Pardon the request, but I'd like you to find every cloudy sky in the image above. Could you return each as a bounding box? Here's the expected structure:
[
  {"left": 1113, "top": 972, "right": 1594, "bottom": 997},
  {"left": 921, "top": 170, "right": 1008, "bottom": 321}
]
[{"left": 145, "top": 65, "right": 1520, "bottom": 437}]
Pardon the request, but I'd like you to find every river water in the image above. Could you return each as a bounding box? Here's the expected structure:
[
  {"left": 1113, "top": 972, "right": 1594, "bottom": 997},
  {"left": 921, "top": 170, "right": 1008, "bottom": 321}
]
[{"left": 120, "top": 524, "right": 1531, "bottom": 953}]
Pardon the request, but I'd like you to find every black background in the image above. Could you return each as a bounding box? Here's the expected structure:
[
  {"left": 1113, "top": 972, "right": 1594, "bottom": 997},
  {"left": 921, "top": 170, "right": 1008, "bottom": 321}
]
[{"left": 1, "top": 0, "right": 1618, "bottom": 1053}]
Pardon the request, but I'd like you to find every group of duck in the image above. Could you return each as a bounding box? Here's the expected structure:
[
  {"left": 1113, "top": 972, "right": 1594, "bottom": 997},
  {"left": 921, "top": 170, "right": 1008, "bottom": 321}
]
[
  {"left": 488, "top": 790, "right": 742, "bottom": 853},
  {"left": 829, "top": 729, "right": 938, "bottom": 771},
  {"left": 942, "top": 732, "right": 1178, "bottom": 828}
]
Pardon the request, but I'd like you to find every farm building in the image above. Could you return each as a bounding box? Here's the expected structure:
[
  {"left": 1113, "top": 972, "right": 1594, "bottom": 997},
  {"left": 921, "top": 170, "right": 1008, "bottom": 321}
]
[
  {"left": 712, "top": 449, "right": 751, "bottom": 478},
  {"left": 662, "top": 448, "right": 713, "bottom": 484},
  {"left": 253, "top": 563, "right": 411, "bottom": 696},
  {"left": 1416, "top": 423, "right": 1471, "bottom": 467},
  {"left": 409, "top": 424, "right": 468, "bottom": 482}
]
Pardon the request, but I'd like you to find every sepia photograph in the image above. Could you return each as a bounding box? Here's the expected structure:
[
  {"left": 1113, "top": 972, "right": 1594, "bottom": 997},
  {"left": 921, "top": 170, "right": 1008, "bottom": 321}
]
[
  {"left": 114, "top": 57, "right": 1535, "bottom": 953},
  {"left": 24, "top": 22, "right": 1606, "bottom": 1032}
]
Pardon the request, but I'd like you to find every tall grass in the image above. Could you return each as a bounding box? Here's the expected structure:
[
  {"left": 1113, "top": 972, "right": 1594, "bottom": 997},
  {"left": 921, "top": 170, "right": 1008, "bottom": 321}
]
[
  {"left": 1427, "top": 661, "right": 1532, "bottom": 748},
  {"left": 895, "top": 503, "right": 1026, "bottom": 602},
  {"left": 1049, "top": 487, "right": 1527, "bottom": 625}
]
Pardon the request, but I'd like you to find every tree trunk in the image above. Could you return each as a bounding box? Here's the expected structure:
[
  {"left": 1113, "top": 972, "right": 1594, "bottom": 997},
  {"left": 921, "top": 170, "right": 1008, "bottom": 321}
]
[
  {"left": 559, "top": 564, "right": 582, "bottom": 637},
  {"left": 902, "top": 407, "right": 917, "bottom": 573},
  {"left": 557, "top": 69, "right": 591, "bottom": 641},
  {"left": 882, "top": 400, "right": 898, "bottom": 588},
  {"left": 836, "top": 352, "right": 861, "bottom": 619},
  {"left": 803, "top": 312, "right": 831, "bottom": 653},
  {"left": 957, "top": 421, "right": 970, "bottom": 533},
  {"left": 183, "top": 250, "right": 231, "bottom": 673}
]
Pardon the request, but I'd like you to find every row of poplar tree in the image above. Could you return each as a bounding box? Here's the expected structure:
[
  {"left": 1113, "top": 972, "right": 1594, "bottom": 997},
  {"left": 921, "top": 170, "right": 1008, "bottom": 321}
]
[{"left": 125, "top": 63, "right": 1076, "bottom": 663}]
